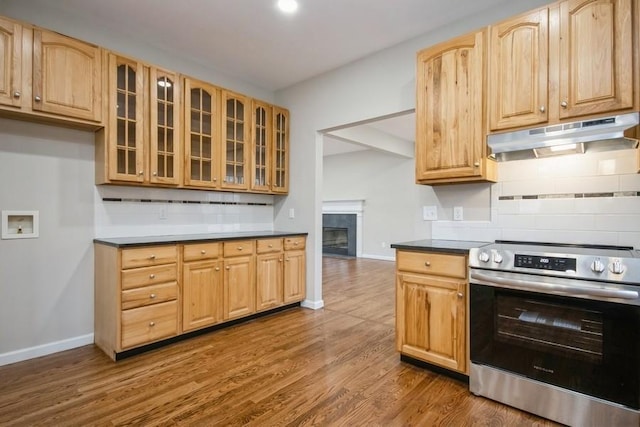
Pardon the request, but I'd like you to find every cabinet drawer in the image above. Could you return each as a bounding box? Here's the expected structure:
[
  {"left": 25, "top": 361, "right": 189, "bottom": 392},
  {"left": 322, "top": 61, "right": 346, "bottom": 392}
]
[
  {"left": 183, "top": 242, "right": 221, "bottom": 261},
  {"left": 121, "top": 264, "right": 177, "bottom": 290},
  {"left": 284, "top": 236, "right": 306, "bottom": 251},
  {"left": 121, "top": 301, "right": 177, "bottom": 349},
  {"left": 223, "top": 240, "right": 255, "bottom": 257},
  {"left": 257, "top": 238, "right": 283, "bottom": 254},
  {"left": 121, "top": 245, "right": 177, "bottom": 269},
  {"left": 396, "top": 251, "right": 467, "bottom": 279},
  {"left": 121, "top": 282, "right": 178, "bottom": 310}
]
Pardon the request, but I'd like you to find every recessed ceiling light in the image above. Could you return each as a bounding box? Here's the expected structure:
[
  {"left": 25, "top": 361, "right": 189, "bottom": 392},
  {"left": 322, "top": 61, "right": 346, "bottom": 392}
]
[{"left": 277, "top": 0, "right": 298, "bottom": 13}]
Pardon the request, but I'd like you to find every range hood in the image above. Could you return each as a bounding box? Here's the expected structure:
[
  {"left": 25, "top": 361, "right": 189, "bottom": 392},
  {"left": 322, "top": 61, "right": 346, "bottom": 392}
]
[{"left": 488, "top": 112, "right": 639, "bottom": 161}]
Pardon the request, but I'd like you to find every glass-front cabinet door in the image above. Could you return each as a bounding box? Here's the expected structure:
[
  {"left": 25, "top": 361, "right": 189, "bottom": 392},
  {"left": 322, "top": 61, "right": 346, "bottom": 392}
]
[
  {"left": 106, "top": 53, "right": 146, "bottom": 183},
  {"left": 251, "top": 100, "right": 272, "bottom": 192},
  {"left": 150, "top": 67, "right": 181, "bottom": 185},
  {"left": 184, "top": 78, "right": 220, "bottom": 188},
  {"left": 221, "top": 90, "right": 249, "bottom": 190},
  {"left": 272, "top": 107, "right": 289, "bottom": 194}
]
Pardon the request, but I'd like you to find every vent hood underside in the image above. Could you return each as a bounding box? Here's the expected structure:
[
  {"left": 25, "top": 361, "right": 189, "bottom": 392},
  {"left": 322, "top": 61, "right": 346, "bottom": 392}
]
[{"left": 488, "top": 112, "right": 639, "bottom": 162}]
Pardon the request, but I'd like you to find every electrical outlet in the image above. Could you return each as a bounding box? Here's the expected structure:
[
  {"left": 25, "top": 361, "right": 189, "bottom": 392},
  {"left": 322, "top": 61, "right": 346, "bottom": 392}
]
[
  {"left": 422, "top": 205, "right": 437, "bottom": 221},
  {"left": 453, "top": 206, "right": 463, "bottom": 221},
  {"left": 381, "top": 242, "right": 387, "bottom": 248},
  {"left": 288, "top": 208, "right": 295, "bottom": 219}
]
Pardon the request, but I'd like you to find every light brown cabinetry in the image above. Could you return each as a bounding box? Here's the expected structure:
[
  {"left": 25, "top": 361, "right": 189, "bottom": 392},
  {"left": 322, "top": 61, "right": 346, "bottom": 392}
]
[
  {"left": 395, "top": 250, "right": 468, "bottom": 374},
  {"left": 283, "top": 236, "right": 306, "bottom": 303},
  {"left": 250, "top": 103, "right": 290, "bottom": 194},
  {"left": 94, "top": 244, "right": 179, "bottom": 359},
  {"left": 221, "top": 90, "right": 250, "bottom": 191},
  {"left": 96, "top": 54, "right": 181, "bottom": 185},
  {"left": 223, "top": 240, "right": 256, "bottom": 319},
  {"left": 256, "top": 238, "right": 284, "bottom": 311},
  {"left": 489, "top": 0, "right": 636, "bottom": 131},
  {"left": 182, "top": 242, "right": 223, "bottom": 332},
  {"left": 272, "top": 107, "right": 290, "bottom": 194},
  {"left": 415, "top": 30, "right": 496, "bottom": 185},
  {"left": 0, "top": 17, "right": 102, "bottom": 126}
]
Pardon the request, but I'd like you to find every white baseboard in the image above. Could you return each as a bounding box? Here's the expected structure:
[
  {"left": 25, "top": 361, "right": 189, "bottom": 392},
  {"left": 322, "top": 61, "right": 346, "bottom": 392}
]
[
  {"left": 0, "top": 333, "right": 94, "bottom": 367},
  {"left": 301, "top": 299, "right": 324, "bottom": 310},
  {"left": 360, "top": 253, "right": 396, "bottom": 262}
]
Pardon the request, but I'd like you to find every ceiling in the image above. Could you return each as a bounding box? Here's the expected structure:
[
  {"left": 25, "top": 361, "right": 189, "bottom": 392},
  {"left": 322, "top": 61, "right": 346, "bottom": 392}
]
[{"left": 1, "top": 0, "right": 509, "bottom": 156}]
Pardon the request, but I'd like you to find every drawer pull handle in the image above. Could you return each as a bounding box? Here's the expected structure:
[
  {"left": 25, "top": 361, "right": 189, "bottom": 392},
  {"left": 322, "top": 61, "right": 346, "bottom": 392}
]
[
  {"left": 150, "top": 274, "right": 156, "bottom": 279},
  {"left": 201, "top": 250, "right": 206, "bottom": 254},
  {"left": 269, "top": 244, "right": 273, "bottom": 248},
  {"left": 457, "top": 292, "right": 464, "bottom": 298},
  {"left": 150, "top": 293, "right": 156, "bottom": 299},
  {"left": 150, "top": 255, "right": 156, "bottom": 260},
  {"left": 237, "top": 247, "right": 243, "bottom": 251},
  {"left": 13, "top": 91, "right": 21, "bottom": 98},
  {"left": 294, "top": 242, "right": 299, "bottom": 245},
  {"left": 149, "top": 321, "right": 155, "bottom": 327},
  {"left": 425, "top": 261, "right": 431, "bottom": 267}
]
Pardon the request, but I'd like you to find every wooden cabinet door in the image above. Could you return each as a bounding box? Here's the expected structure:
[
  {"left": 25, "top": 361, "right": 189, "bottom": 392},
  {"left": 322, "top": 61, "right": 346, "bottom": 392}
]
[
  {"left": 32, "top": 29, "right": 102, "bottom": 122},
  {"left": 256, "top": 252, "right": 283, "bottom": 311},
  {"left": 416, "top": 30, "right": 486, "bottom": 182},
  {"left": 396, "top": 273, "right": 466, "bottom": 373},
  {"left": 489, "top": 8, "right": 549, "bottom": 130},
  {"left": 0, "top": 17, "right": 22, "bottom": 108},
  {"left": 184, "top": 77, "right": 220, "bottom": 188},
  {"left": 221, "top": 90, "right": 250, "bottom": 190},
  {"left": 105, "top": 54, "right": 146, "bottom": 183},
  {"left": 150, "top": 67, "right": 181, "bottom": 185},
  {"left": 250, "top": 100, "right": 272, "bottom": 192},
  {"left": 224, "top": 255, "right": 255, "bottom": 320},
  {"left": 272, "top": 107, "right": 290, "bottom": 194},
  {"left": 558, "top": 0, "right": 633, "bottom": 119},
  {"left": 182, "top": 260, "right": 223, "bottom": 332},
  {"left": 283, "top": 250, "right": 305, "bottom": 303}
]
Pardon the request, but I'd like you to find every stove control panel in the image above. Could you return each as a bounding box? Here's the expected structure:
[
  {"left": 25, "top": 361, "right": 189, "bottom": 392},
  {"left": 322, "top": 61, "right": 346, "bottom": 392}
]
[{"left": 514, "top": 254, "right": 577, "bottom": 272}]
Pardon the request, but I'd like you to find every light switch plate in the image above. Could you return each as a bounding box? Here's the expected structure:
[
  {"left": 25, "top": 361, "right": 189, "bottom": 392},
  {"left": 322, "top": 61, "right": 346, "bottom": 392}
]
[{"left": 422, "top": 206, "right": 437, "bottom": 221}]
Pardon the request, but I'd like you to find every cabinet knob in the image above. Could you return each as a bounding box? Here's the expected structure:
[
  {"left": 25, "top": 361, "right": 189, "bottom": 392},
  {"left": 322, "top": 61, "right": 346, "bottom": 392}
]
[
  {"left": 237, "top": 247, "right": 243, "bottom": 251},
  {"left": 150, "top": 293, "right": 156, "bottom": 299},
  {"left": 153, "top": 172, "right": 158, "bottom": 176},
  {"left": 539, "top": 106, "right": 545, "bottom": 113},
  {"left": 285, "top": 258, "right": 290, "bottom": 262},
  {"left": 13, "top": 91, "right": 20, "bottom": 99},
  {"left": 138, "top": 171, "right": 144, "bottom": 176},
  {"left": 268, "top": 244, "right": 273, "bottom": 248},
  {"left": 279, "top": 258, "right": 283, "bottom": 262},
  {"left": 226, "top": 266, "right": 230, "bottom": 270},
  {"left": 424, "top": 261, "right": 431, "bottom": 267},
  {"left": 34, "top": 95, "right": 41, "bottom": 102},
  {"left": 150, "top": 255, "right": 156, "bottom": 260},
  {"left": 201, "top": 250, "right": 206, "bottom": 254},
  {"left": 213, "top": 178, "right": 217, "bottom": 182},
  {"left": 149, "top": 321, "right": 155, "bottom": 327},
  {"left": 149, "top": 274, "right": 155, "bottom": 279},
  {"left": 457, "top": 292, "right": 464, "bottom": 298},
  {"left": 215, "top": 267, "right": 220, "bottom": 271},
  {"left": 560, "top": 101, "right": 568, "bottom": 108},
  {"left": 294, "top": 242, "right": 299, "bottom": 245}
]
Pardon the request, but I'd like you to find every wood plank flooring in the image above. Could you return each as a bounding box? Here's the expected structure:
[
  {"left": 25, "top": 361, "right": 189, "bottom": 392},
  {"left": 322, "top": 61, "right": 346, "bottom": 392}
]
[{"left": 0, "top": 256, "right": 559, "bottom": 426}]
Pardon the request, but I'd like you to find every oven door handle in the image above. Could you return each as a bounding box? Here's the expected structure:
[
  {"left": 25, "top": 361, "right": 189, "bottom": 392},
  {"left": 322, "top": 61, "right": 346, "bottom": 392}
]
[{"left": 470, "top": 271, "right": 640, "bottom": 300}]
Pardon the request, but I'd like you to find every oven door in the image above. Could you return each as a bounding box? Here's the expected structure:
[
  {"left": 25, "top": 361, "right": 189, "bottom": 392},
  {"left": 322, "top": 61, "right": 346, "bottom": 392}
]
[{"left": 470, "top": 279, "right": 640, "bottom": 410}]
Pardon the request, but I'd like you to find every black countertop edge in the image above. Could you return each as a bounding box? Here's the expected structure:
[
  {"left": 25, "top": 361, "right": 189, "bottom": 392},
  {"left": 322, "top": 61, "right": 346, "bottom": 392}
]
[
  {"left": 94, "top": 231, "right": 308, "bottom": 248},
  {"left": 390, "top": 239, "right": 491, "bottom": 254}
]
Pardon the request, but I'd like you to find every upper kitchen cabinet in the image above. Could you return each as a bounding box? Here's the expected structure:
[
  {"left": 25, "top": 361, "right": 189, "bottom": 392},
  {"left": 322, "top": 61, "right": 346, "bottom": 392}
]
[
  {"left": 272, "top": 107, "right": 290, "bottom": 194},
  {"left": 250, "top": 100, "right": 273, "bottom": 193},
  {"left": 184, "top": 77, "right": 220, "bottom": 188},
  {"left": 489, "top": 0, "right": 636, "bottom": 131},
  {"left": 96, "top": 54, "right": 181, "bottom": 186},
  {"left": 221, "top": 90, "right": 250, "bottom": 191},
  {"left": 415, "top": 30, "right": 497, "bottom": 184},
  {"left": 488, "top": 8, "right": 549, "bottom": 131},
  {"left": 0, "top": 17, "right": 102, "bottom": 127}
]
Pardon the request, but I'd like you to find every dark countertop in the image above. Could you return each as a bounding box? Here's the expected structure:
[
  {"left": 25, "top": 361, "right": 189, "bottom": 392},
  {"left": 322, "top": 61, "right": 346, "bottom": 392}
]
[
  {"left": 390, "top": 239, "right": 491, "bottom": 254},
  {"left": 94, "top": 231, "right": 308, "bottom": 248}
]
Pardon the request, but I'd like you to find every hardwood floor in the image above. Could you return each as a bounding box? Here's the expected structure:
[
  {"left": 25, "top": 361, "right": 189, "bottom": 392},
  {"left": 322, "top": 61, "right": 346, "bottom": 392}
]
[{"left": 0, "top": 256, "right": 558, "bottom": 426}]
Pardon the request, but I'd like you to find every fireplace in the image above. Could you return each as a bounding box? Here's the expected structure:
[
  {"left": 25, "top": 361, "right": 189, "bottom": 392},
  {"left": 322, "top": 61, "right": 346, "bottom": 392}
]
[{"left": 322, "top": 214, "right": 356, "bottom": 257}]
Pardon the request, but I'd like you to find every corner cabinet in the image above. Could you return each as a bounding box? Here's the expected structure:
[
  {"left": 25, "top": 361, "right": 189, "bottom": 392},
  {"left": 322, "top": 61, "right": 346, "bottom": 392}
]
[
  {"left": 395, "top": 250, "right": 468, "bottom": 374},
  {"left": 415, "top": 30, "right": 496, "bottom": 185},
  {"left": 96, "top": 55, "right": 181, "bottom": 186},
  {"left": 488, "top": 0, "right": 636, "bottom": 131}
]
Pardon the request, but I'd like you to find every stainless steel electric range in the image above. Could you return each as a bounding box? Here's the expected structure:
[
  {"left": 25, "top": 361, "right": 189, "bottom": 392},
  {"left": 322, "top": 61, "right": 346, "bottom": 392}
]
[{"left": 468, "top": 241, "right": 640, "bottom": 427}]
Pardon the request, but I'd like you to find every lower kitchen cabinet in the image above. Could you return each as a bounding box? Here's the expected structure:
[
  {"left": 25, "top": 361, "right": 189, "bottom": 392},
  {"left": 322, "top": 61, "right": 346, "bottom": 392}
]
[
  {"left": 256, "top": 238, "right": 285, "bottom": 312},
  {"left": 284, "top": 245, "right": 306, "bottom": 303},
  {"left": 182, "top": 242, "right": 223, "bottom": 332},
  {"left": 395, "top": 250, "right": 468, "bottom": 374}
]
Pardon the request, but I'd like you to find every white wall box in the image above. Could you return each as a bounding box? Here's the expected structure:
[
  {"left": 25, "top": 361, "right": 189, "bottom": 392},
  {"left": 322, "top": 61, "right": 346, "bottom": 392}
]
[{"left": 1, "top": 210, "right": 39, "bottom": 239}]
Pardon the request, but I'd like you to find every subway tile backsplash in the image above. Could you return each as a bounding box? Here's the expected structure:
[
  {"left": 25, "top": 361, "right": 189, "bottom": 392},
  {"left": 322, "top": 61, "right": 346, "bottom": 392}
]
[
  {"left": 94, "top": 185, "right": 275, "bottom": 238},
  {"left": 433, "top": 149, "right": 640, "bottom": 249}
]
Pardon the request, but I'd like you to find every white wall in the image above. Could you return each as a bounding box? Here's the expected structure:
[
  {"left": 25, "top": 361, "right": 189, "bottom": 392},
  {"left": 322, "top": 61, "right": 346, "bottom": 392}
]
[
  {"left": 323, "top": 150, "right": 434, "bottom": 259},
  {"left": 275, "top": 0, "right": 552, "bottom": 308}
]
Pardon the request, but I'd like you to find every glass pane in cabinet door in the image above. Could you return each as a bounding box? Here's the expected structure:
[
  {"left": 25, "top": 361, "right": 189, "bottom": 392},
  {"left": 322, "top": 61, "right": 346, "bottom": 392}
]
[
  {"left": 202, "top": 136, "right": 211, "bottom": 159},
  {"left": 202, "top": 161, "right": 211, "bottom": 181},
  {"left": 226, "top": 164, "right": 234, "bottom": 183},
  {"left": 167, "top": 155, "right": 174, "bottom": 178},
  {"left": 127, "top": 150, "right": 136, "bottom": 175},
  {"left": 128, "top": 122, "right": 136, "bottom": 147},
  {"left": 166, "top": 79, "right": 174, "bottom": 102},
  {"left": 237, "top": 143, "right": 244, "bottom": 161},
  {"left": 191, "top": 159, "right": 200, "bottom": 180},
  {"left": 117, "top": 91, "right": 125, "bottom": 119},
  {"left": 117, "top": 119, "right": 125, "bottom": 146},
  {"left": 127, "top": 93, "right": 136, "bottom": 119},
  {"left": 117, "top": 150, "right": 125, "bottom": 174},
  {"left": 158, "top": 128, "right": 165, "bottom": 152},
  {"left": 203, "top": 92, "right": 211, "bottom": 113},
  {"left": 237, "top": 123, "right": 244, "bottom": 142},
  {"left": 157, "top": 154, "right": 165, "bottom": 176},
  {"left": 117, "top": 65, "right": 126, "bottom": 90},
  {"left": 191, "top": 110, "right": 199, "bottom": 132},
  {"left": 237, "top": 101, "right": 244, "bottom": 118},
  {"left": 226, "top": 121, "right": 234, "bottom": 140},
  {"left": 203, "top": 113, "right": 211, "bottom": 135},
  {"left": 167, "top": 105, "right": 173, "bottom": 127},
  {"left": 127, "top": 66, "right": 136, "bottom": 93},
  {"left": 226, "top": 142, "right": 235, "bottom": 161},
  {"left": 167, "top": 130, "right": 173, "bottom": 153},
  {"left": 191, "top": 134, "right": 200, "bottom": 157},
  {"left": 157, "top": 102, "right": 165, "bottom": 126},
  {"left": 191, "top": 88, "right": 200, "bottom": 110},
  {"left": 227, "top": 99, "right": 235, "bottom": 118}
]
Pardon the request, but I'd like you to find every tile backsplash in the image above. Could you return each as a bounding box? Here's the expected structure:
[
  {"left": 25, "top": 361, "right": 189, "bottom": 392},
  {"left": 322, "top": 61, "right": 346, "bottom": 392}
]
[
  {"left": 433, "top": 149, "right": 640, "bottom": 248},
  {"left": 95, "top": 185, "right": 275, "bottom": 238}
]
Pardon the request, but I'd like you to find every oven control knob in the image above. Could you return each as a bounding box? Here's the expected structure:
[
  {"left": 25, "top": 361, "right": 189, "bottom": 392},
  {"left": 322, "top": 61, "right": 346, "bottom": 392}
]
[
  {"left": 590, "top": 259, "right": 605, "bottom": 273},
  {"left": 478, "top": 251, "right": 490, "bottom": 263},
  {"left": 493, "top": 252, "right": 503, "bottom": 264},
  {"left": 610, "top": 260, "right": 625, "bottom": 275}
]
